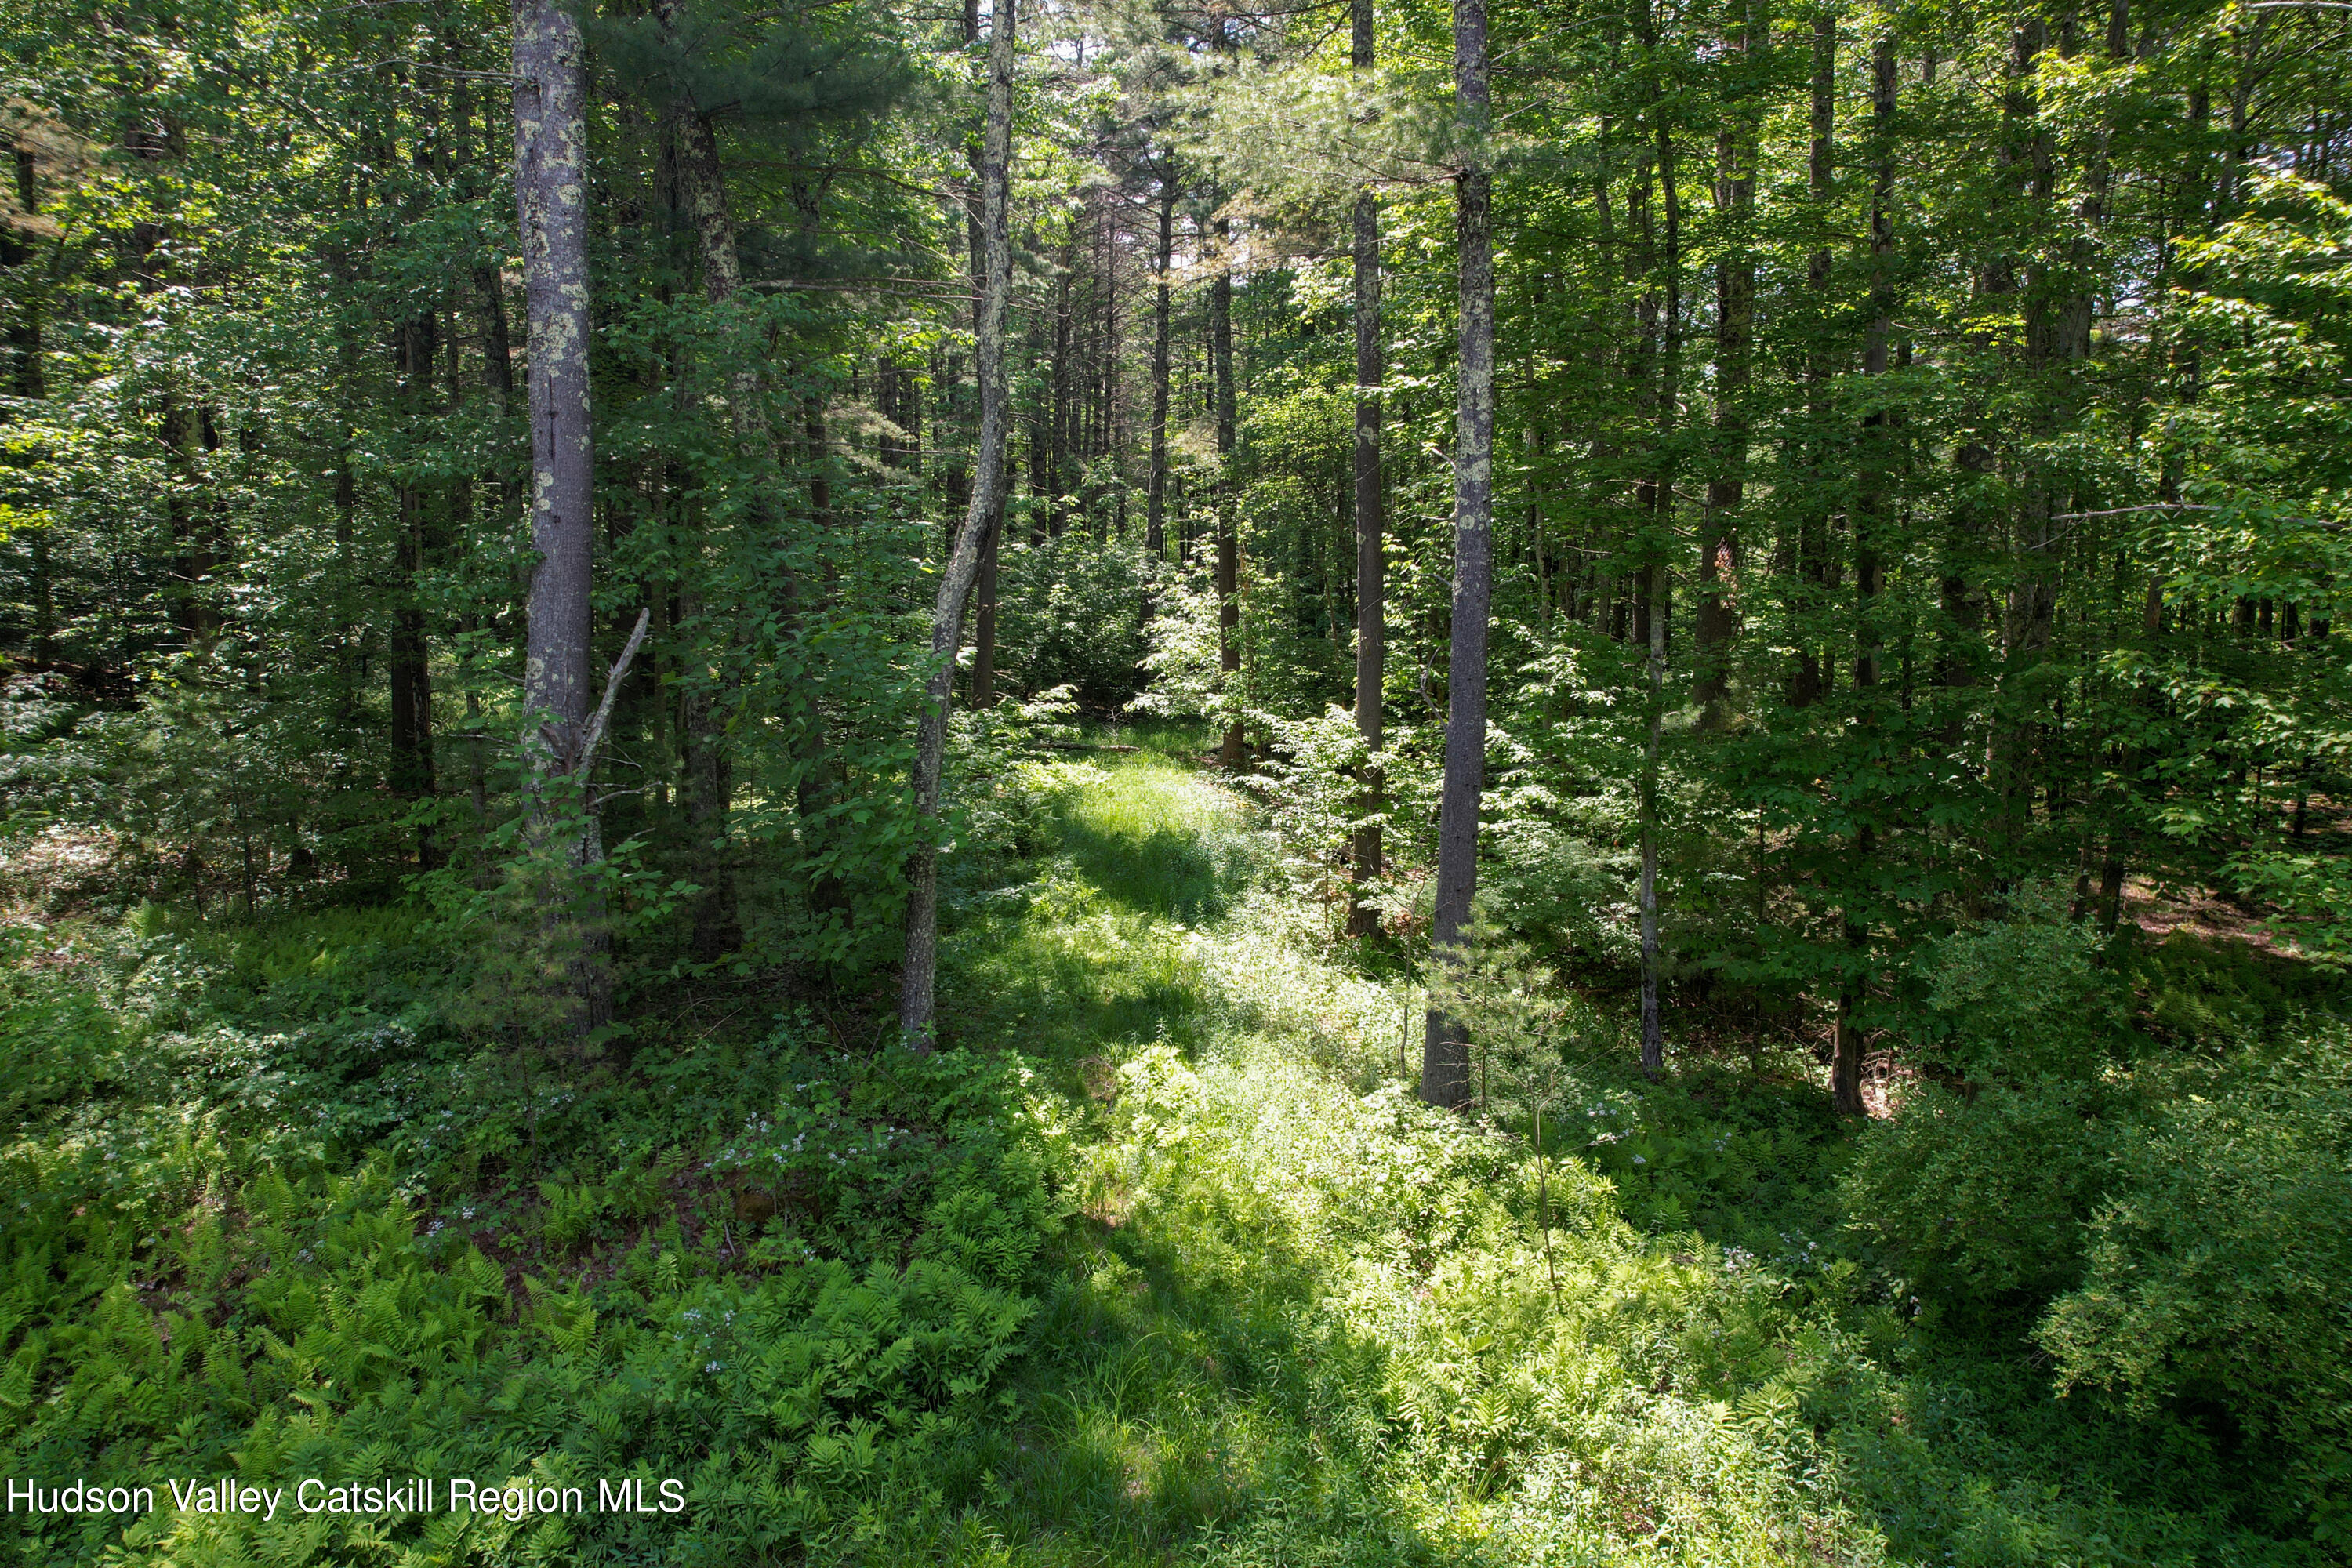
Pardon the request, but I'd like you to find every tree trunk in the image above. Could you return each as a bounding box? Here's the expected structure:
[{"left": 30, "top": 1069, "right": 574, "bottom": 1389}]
[
  {"left": 1790, "top": 13, "right": 1835, "bottom": 711},
  {"left": 1693, "top": 0, "right": 1754, "bottom": 724},
  {"left": 390, "top": 310, "right": 440, "bottom": 869},
  {"left": 900, "top": 0, "right": 1014, "bottom": 1049},
  {"left": 514, "top": 0, "right": 595, "bottom": 778},
  {"left": 1639, "top": 558, "right": 1667, "bottom": 1076},
  {"left": 1346, "top": 0, "right": 1385, "bottom": 940},
  {"left": 659, "top": 87, "right": 771, "bottom": 956},
  {"left": 971, "top": 469, "right": 1004, "bottom": 704},
  {"left": 1210, "top": 216, "right": 1243, "bottom": 766},
  {"left": 1145, "top": 169, "right": 1175, "bottom": 561},
  {"left": 1047, "top": 232, "right": 1073, "bottom": 538},
  {"left": 1421, "top": 0, "right": 1493, "bottom": 1110},
  {"left": 1833, "top": 34, "right": 1900, "bottom": 1120},
  {"left": 513, "top": 0, "right": 602, "bottom": 1019}
]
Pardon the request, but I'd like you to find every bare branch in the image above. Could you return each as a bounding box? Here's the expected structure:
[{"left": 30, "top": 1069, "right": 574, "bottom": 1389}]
[{"left": 574, "top": 608, "right": 652, "bottom": 781}]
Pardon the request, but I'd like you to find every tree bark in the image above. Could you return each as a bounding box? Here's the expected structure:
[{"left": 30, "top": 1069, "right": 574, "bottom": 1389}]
[
  {"left": 1832, "top": 34, "right": 1900, "bottom": 1120},
  {"left": 900, "top": 0, "right": 1014, "bottom": 1049},
  {"left": 971, "top": 465, "right": 1004, "bottom": 704},
  {"left": 659, "top": 85, "right": 767, "bottom": 957},
  {"left": 1790, "top": 13, "right": 1835, "bottom": 710},
  {"left": 1421, "top": 0, "right": 1493, "bottom": 1110},
  {"left": 1145, "top": 169, "right": 1175, "bottom": 561},
  {"left": 1694, "top": 0, "right": 1755, "bottom": 724},
  {"left": 390, "top": 309, "right": 440, "bottom": 869},
  {"left": 1346, "top": 0, "right": 1385, "bottom": 940},
  {"left": 1210, "top": 216, "right": 1243, "bottom": 766},
  {"left": 514, "top": 0, "right": 595, "bottom": 779},
  {"left": 1639, "top": 559, "right": 1667, "bottom": 1076},
  {"left": 513, "top": 0, "right": 602, "bottom": 1022}
]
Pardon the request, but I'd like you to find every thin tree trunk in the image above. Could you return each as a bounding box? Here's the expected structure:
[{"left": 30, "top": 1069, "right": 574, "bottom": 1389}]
[
  {"left": 1047, "top": 234, "right": 1073, "bottom": 538},
  {"left": 5, "top": 136, "right": 50, "bottom": 666},
  {"left": 1346, "top": 0, "right": 1385, "bottom": 939},
  {"left": 1145, "top": 169, "right": 1175, "bottom": 561},
  {"left": 390, "top": 310, "right": 440, "bottom": 869},
  {"left": 1791, "top": 14, "right": 1835, "bottom": 710},
  {"left": 971, "top": 470, "right": 1004, "bottom": 704},
  {"left": 900, "top": 0, "right": 1014, "bottom": 1049},
  {"left": 1210, "top": 216, "right": 1243, "bottom": 766},
  {"left": 659, "top": 87, "right": 768, "bottom": 956},
  {"left": 1421, "top": 0, "right": 1494, "bottom": 1110},
  {"left": 1639, "top": 559, "right": 1667, "bottom": 1076},
  {"left": 1694, "top": 0, "right": 1754, "bottom": 724},
  {"left": 1833, "top": 34, "right": 1900, "bottom": 1120}
]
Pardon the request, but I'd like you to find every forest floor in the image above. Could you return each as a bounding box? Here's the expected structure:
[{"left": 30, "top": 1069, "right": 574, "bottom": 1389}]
[
  {"left": 0, "top": 738, "right": 2327, "bottom": 1566},
  {"left": 881, "top": 739, "right": 2312, "bottom": 1566}
]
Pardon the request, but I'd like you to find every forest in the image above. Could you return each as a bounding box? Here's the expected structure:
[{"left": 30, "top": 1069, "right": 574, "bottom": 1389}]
[{"left": 1, "top": 0, "right": 2349, "bottom": 1558}]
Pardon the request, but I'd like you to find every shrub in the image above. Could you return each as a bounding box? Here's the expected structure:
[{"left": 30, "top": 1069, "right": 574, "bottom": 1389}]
[
  {"left": 1907, "top": 880, "right": 2130, "bottom": 1080},
  {"left": 2038, "top": 1029, "right": 2352, "bottom": 1521},
  {"left": 1842, "top": 1080, "right": 2126, "bottom": 1312}
]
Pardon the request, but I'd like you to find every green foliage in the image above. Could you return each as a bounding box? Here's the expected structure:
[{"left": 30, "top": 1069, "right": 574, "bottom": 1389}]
[
  {"left": 1844, "top": 1082, "right": 2125, "bottom": 1312},
  {"left": 0, "top": 930, "right": 119, "bottom": 1128},
  {"left": 2039, "top": 1033, "right": 2352, "bottom": 1515},
  {"left": 1131, "top": 563, "right": 1230, "bottom": 726},
  {"left": 1907, "top": 880, "right": 2131, "bottom": 1080},
  {"left": 993, "top": 539, "right": 1160, "bottom": 708},
  {"left": 8, "top": 745, "right": 2348, "bottom": 1564}
]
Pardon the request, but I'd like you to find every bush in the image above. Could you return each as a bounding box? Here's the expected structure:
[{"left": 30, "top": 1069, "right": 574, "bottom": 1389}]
[
  {"left": 2038, "top": 1029, "right": 2352, "bottom": 1520},
  {"left": 1907, "top": 880, "right": 2130, "bottom": 1080},
  {"left": 1843, "top": 1080, "right": 2126, "bottom": 1312},
  {"left": 993, "top": 536, "right": 1157, "bottom": 707}
]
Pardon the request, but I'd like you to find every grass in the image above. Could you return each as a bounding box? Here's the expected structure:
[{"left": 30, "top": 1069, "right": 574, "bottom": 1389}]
[
  {"left": 0, "top": 740, "right": 2335, "bottom": 1565},
  {"left": 905, "top": 746, "right": 2331, "bottom": 1566}
]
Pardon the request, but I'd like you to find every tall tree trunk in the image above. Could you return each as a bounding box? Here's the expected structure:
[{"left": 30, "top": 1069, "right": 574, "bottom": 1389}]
[
  {"left": 1791, "top": 13, "right": 1835, "bottom": 710},
  {"left": 1421, "top": 0, "right": 1494, "bottom": 1110},
  {"left": 1145, "top": 169, "right": 1175, "bottom": 561},
  {"left": 1694, "top": 0, "right": 1754, "bottom": 724},
  {"left": 900, "top": 0, "right": 1014, "bottom": 1049},
  {"left": 513, "top": 0, "right": 603, "bottom": 1022},
  {"left": 5, "top": 134, "right": 49, "bottom": 666},
  {"left": 1832, "top": 34, "right": 1900, "bottom": 1120},
  {"left": 1625, "top": 28, "right": 1685, "bottom": 1078},
  {"left": 1210, "top": 215, "right": 1243, "bottom": 766},
  {"left": 658, "top": 85, "right": 766, "bottom": 956},
  {"left": 1047, "top": 234, "right": 1073, "bottom": 537},
  {"left": 514, "top": 0, "right": 594, "bottom": 777},
  {"left": 1346, "top": 0, "right": 1386, "bottom": 940},
  {"left": 390, "top": 310, "right": 440, "bottom": 869},
  {"left": 1993, "top": 17, "right": 2056, "bottom": 853},
  {"left": 392, "top": 103, "right": 443, "bottom": 869},
  {"left": 1639, "top": 557, "right": 1667, "bottom": 1076},
  {"left": 966, "top": 158, "right": 1003, "bottom": 706},
  {"left": 5, "top": 148, "right": 49, "bottom": 659}
]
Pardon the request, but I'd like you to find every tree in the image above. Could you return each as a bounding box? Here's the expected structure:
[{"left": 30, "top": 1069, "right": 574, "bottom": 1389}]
[
  {"left": 1421, "top": 0, "right": 1494, "bottom": 1111},
  {"left": 901, "top": 0, "right": 1015, "bottom": 1048},
  {"left": 511, "top": 0, "right": 608, "bottom": 1021},
  {"left": 1345, "top": 0, "right": 1385, "bottom": 940}
]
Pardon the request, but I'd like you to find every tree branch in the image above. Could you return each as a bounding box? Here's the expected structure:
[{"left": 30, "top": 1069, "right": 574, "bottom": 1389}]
[{"left": 574, "top": 608, "right": 652, "bottom": 781}]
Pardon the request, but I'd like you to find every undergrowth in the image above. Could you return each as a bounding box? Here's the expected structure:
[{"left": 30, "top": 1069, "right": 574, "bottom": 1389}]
[{"left": 0, "top": 739, "right": 2340, "bottom": 1564}]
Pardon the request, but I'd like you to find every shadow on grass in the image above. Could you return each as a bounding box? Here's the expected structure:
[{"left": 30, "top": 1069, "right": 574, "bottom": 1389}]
[
  {"left": 909, "top": 753, "right": 1446, "bottom": 1565},
  {"left": 909, "top": 1206, "right": 1441, "bottom": 1567},
  {"left": 941, "top": 753, "right": 1262, "bottom": 1068}
]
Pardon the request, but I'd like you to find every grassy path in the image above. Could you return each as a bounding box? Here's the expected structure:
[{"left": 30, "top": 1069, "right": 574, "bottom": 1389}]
[
  {"left": 893, "top": 747, "right": 1885, "bottom": 1567},
  {"left": 887, "top": 746, "right": 2309, "bottom": 1568}
]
